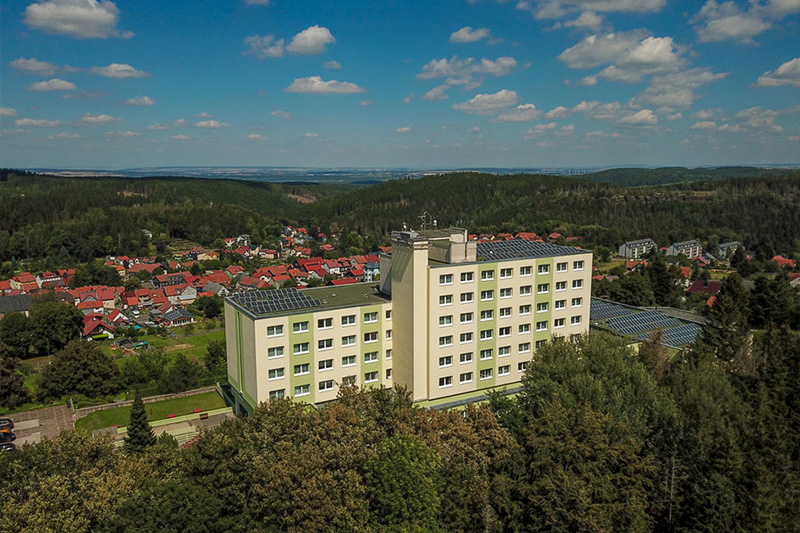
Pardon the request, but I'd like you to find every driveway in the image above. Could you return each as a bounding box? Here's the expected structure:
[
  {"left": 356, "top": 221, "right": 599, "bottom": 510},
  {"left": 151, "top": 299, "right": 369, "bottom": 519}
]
[{"left": 6, "top": 405, "right": 75, "bottom": 446}]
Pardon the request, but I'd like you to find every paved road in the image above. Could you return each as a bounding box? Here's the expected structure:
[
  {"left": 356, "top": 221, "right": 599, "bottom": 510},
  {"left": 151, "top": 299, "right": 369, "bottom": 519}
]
[{"left": 7, "top": 405, "right": 75, "bottom": 446}]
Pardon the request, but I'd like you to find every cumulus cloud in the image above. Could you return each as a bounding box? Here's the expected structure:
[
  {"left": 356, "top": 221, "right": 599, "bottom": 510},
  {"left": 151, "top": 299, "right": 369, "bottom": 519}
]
[
  {"left": 148, "top": 118, "right": 188, "bottom": 130},
  {"left": 576, "top": 76, "right": 598, "bottom": 86},
  {"left": 195, "top": 120, "right": 229, "bottom": 128},
  {"left": 11, "top": 57, "right": 58, "bottom": 76},
  {"left": 81, "top": 112, "right": 121, "bottom": 123},
  {"left": 619, "top": 109, "right": 658, "bottom": 125},
  {"left": 105, "top": 130, "right": 138, "bottom": 136},
  {"left": 247, "top": 133, "right": 267, "bottom": 139},
  {"left": 285, "top": 76, "right": 366, "bottom": 94},
  {"left": 450, "top": 27, "right": 491, "bottom": 43},
  {"left": 563, "top": 11, "right": 604, "bottom": 28},
  {"left": 243, "top": 35, "right": 286, "bottom": 58},
  {"left": 690, "top": 120, "right": 717, "bottom": 129},
  {"left": 417, "top": 56, "right": 517, "bottom": 80},
  {"left": 452, "top": 89, "right": 518, "bottom": 115},
  {"left": 572, "top": 100, "right": 621, "bottom": 120},
  {"left": 324, "top": 60, "right": 342, "bottom": 69},
  {"left": 1, "top": 108, "right": 18, "bottom": 117},
  {"left": 666, "top": 112, "right": 682, "bottom": 121},
  {"left": 545, "top": 106, "right": 570, "bottom": 119},
  {"left": 29, "top": 78, "right": 77, "bottom": 91},
  {"left": 754, "top": 57, "right": 800, "bottom": 88},
  {"left": 524, "top": 122, "right": 558, "bottom": 136},
  {"left": 395, "top": 127, "right": 412, "bottom": 133},
  {"left": 632, "top": 68, "right": 728, "bottom": 110},
  {"left": 287, "top": 25, "right": 335, "bottom": 55},
  {"left": 242, "top": 0, "right": 270, "bottom": 5},
  {"left": 171, "top": 134, "right": 190, "bottom": 140},
  {"left": 692, "top": 0, "right": 770, "bottom": 44},
  {"left": 490, "top": 103, "right": 542, "bottom": 122},
  {"left": 15, "top": 118, "right": 62, "bottom": 127},
  {"left": 358, "top": 99, "right": 373, "bottom": 106},
  {"left": 23, "top": 0, "right": 132, "bottom": 39},
  {"left": 124, "top": 96, "right": 154, "bottom": 106},
  {"left": 48, "top": 132, "right": 80, "bottom": 139},
  {"left": 421, "top": 85, "right": 450, "bottom": 101},
  {"left": 734, "top": 106, "right": 784, "bottom": 132},
  {"left": 271, "top": 110, "right": 293, "bottom": 119},
  {"left": 304, "top": 132, "right": 319, "bottom": 138},
  {"left": 517, "top": 0, "right": 665, "bottom": 20},
  {"left": 89, "top": 63, "right": 149, "bottom": 78}
]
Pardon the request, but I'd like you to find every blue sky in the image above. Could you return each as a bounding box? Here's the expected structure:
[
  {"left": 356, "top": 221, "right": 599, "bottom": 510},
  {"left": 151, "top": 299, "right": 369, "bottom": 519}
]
[{"left": 1, "top": 0, "right": 798, "bottom": 169}]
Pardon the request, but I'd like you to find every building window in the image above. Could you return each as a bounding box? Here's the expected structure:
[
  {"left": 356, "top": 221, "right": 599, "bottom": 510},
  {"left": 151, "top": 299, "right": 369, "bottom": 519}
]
[
  {"left": 554, "top": 299, "right": 566, "bottom": 310},
  {"left": 267, "top": 325, "right": 283, "bottom": 337},
  {"left": 385, "top": 329, "right": 392, "bottom": 340},
  {"left": 319, "top": 380, "right": 334, "bottom": 392},
  {"left": 480, "top": 310, "right": 494, "bottom": 321},
  {"left": 571, "top": 315, "right": 582, "bottom": 325},
  {"left": 535, "top": 339, "right": 547, "bottom": 349},
  {"left": 571, "top": 297, "right": 583, "bottom": 307},
  {"left": 498, "top": 326, "right": 511, "bottom": 338},
  {"left": 318, "top": 339, "right": 333, "bottom": 351},
  {"left": 537, "top": 302, "right": 549, "bottom": 313},
  {"left": 460, "top": 372, "right": 473, "bottom": 384},
  {"left": 439, "top": 295, "right": 453, "bottom": 306},
  {"left": 364, "top": 371, "right": 378, "bottom": 383},
  {"left": 481, "top": 270, "right": 494, "bottom": 281},
  {"left": 439, "top": 274, "right": 453, "bottom": 285},
  {"left": 268, "top": 368, "right": 284, "bottom": 380},
  {"left": 480, "top": 349, "right": 493, "bottom": 360},
  {"left": 518, "top": 361, "right": 529, "bottom": 372},
  {"left": 537, "top": 283, "right": 549, "bottom": 294},
  {"left": 520, "top": 266, "right": 532, "bottom": 276},
  {"left": 519, "top": 323, "right": 531, "bottom": 334},
  {"left": 269, "top": 389, "right": 285, "bottom": 399},
  {"left": 554, "top": 318, "right": 566, "bottom": 328},
  {"left": 292, "top": 321, "right": 309, "bottom": 333},
  {"left": 293, "top": 363, "right": 310, "bottom": 376},
  {"left": 294, "top": 384, "right": 310, "bottom": 397},
  {"left": 556, "top": 262, "right": 568, "bottom": 272},
  {"left": 460, "top": 352, "right": 473, "bottom": 364},
  {"left": 341, "top": 315, "right": 356, "bottom": 326},
  {"left": 318, "top": 359, "right": 333, "bottom": 371},
  {"left": 498, "top": 365, "right": 510, "bottom": 376},
  {"left": 520, "top": 304, "right": 532, "bottom": 315},
  {"left": 460, "top": 332, "right": 473, "bottom": 344},
  {"left": 500, "top": 268, "right": 513, "bottom": 279},
  {"left": 555, "top": 281, "right": 567, "bottom": 291},
  {"left": 385, "top": 349, "right": 392, "bottom": 359},
  {"left": 385, "top": 310, "right": 392, "bottom": 320},
  {"left": 364, "top": 332, "right": 378, "bottom": 343},
  {"left": 461, "top": 272, "right": 474, "bottom": 283},
  {"left": 342, "top": 375, "right": 357, "bottom": 386},
  {"left": 317, "top": 318, "right": 332, "bottom": 330},
  {"left": 364, "top": 312, "right": 378, "bottom": 323},
  {"left": 572, "top": 279, "right": 583, "bottom": 289},
  {"left": 439, "top": 335, "right": 453, "bottom": 347},
  {"left": 538, "top": 264, "right": 550, "bottom": 274},
  {"left": 268, "top": 347, "right": 284, "bottom": 359},
  {"left": 440, "top": 315, "right": 453, "bottom": 327},
  {"left": 480, "top": 290, "right": 494, "bottom": 301},
  {"left": 519, "top": 342, "right": 531, "bottom": 353},
  {"left": 480, "top": 329, "right": 493, "bottom": 341},
  {"left": 386, "top": 368, "right": 392, "bottom": 379},
  {"left": 439, "top": 376, "right": 453, "bottom": 388},
  {"left": 460, "top": 312, "right": 473, "bottom": 324},
  {"left": 293, "top": 342, "right": 309, "bottom": 355},
  {"left": 500, "top": 287, "right": 512, "bottom": 299},
  {"left": 519, "top": 285, "right": 532, "bottom": 296},
  {"left": 439, "top": 356, "right": 453, "bottom": 367},
  {"left": 573, "top": 260, "right": 584, "bottom": 271},
  {"left": 498, "top": 345, "right": 511, "bottom": 357},
  {"left": 342, "top": 355, "right": 356, "bottom": 367},
  {"left": 342, "top": 335, "right": 356, "bottom": 347},
  {"left": 460, "top": 292, "right": 474, "bottom": 304},
  {"left": 479, "top": 368, "right": 493, "bottom": 380},
  {"left": 364, "top": 351, "right": 378, "bottom": 363},
  {"left": 499, "top": 307, "right": 512, "bottom": 318},
  {"left": 571, "top": 334, "right": 581, "bottom": 343},
  {"left": 536, "top": 321, "right": 548, "bottom": 331}
]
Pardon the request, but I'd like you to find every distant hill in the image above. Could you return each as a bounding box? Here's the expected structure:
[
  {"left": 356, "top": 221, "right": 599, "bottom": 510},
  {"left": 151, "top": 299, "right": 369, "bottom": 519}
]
[{"left": 580, "top": 166, "right": 796, "bottom": 187}]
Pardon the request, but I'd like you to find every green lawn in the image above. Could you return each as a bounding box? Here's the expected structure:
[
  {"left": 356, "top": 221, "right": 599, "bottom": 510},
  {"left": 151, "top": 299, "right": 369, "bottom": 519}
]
[
  {"left": 103, "top": 328, "right": 225, "bottom": 362},
  {"left": 595, "top": 259, "right": 626, "bottom": 273},
  {"left": 75, "top": 390, "right": 227, "bottom": 433}
]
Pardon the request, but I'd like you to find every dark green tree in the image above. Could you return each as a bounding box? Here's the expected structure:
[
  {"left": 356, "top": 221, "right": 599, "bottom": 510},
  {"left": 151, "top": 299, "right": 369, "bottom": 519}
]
[
  {"left": 37, "top": 340, "right": 122, "bottom": 401},
  {"left": 0, "top": 342, "right": 31, "bottom": 408},
  {"left": 124, "top": 390, "right": 156, "bottom": 453},
  {"left": 204, "top": 340, "right": 226, "bottom": 374},
  {"left": 705, "top": 273, "right": 752, "bottom": 367},
  {"left": 646, "top": 252, "right": 682, "bottom": 307},
  {"left": 608, "top": 272, "right": 655, "bottom": 306},
  {"left": 158, "top": 353, "right": 198, "bottom": 394},
  {"left": 29, "top": 301, "right": 84, "bottom": 355},
  {"left": 0, "top": 311, "right": 33, "bottom": 359}
]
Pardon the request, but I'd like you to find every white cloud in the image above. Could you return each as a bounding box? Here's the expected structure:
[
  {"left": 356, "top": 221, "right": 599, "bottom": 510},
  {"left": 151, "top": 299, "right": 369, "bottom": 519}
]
[
  {"left": 11, "top": 57, "right": 58, "bottom": 76},
  {"left": 123, "top": 96, "right": 154, "bottom": 106},
  {"left": 421, "top": 85, "right": 450, "bottom": 101},
  {"left": 15, "top": 118, "right": 62, "bottom": 127},
  {"left": 285, "top": 76, "right": 366, "bottom": 94},
  {"left": 287, "top": 25, "right": 335, "bottom": 55},
  {"left": 762, "top": 0, "right": 800, "bottom": 17},
  {"left": 81, "top": 112, "right": 121, "bottom": 123},
  {"left": 29, "top": 78, "right": 77, "bottom": 91},
  {"left": 468, "top": 126, "right": 481, "bottom": 133},
  {"left": 690, "top": 120, "right": 717, "bottom": 129},
  {"left": 564, "top": 11, "right": 604, "bottom": 28},
  {"left": 48, "top": 132, "right": 80, "bottom": 139},
  {"left": 324, "top": 60, "right": 342, "bottom": 69},
  {"left": 402, "top": 93, "right": 414, "bottom": 104},
  {"left": 754, "top": 57, "right": 800, "bottom": 88},
  {"left": 525, "top": 122, "right": 558, "bottom": 136},
  {"left": 717, "top": 123, "right": 745, "bottom": 132},
  {"left": 734, "top": 107, "right": 783, "bottom": 132},
  {"left": 452, "top": 89, "right": 518, "bottom": 115},
  {"left": 395, "top": 127, "right": 412, "bottom": 133},
  {"left": 105, "top": 130, "right": 138, "bottom": 136},
  {"left": 243, "top": 0, "right": 270, "bottom": 5},
  {"left": 0, "top": 108, "right": 18, "bottom": 117},
  {"left": 450, "top": 27, "right": 491, "bottom": 43},
  {"left": 572, "top": 100, "right": 621, "bottom": 120},
  {"left": 247, "top": 133, "right": 267, "bottom": 139},
  {"left": 89, "top": 63, "right": 149, "bottom": 79},
  {"left": 244, "top": 35, "right": 285, "bottom": 58},
  {"left": 692, "top": 1, "right": 770, "bottom": 43},
  {"left": 633, "top": 68, "right": 728, "bottom": 110},
  {"left": 148, "top": 119, "right": 188, "bottom": 130},
  {"left": 491, "top": 103, "right": 542, "bottom": 122},
  {"left": 694, "top": 109, "right": 715, "bottom": 119},
  {"left": 666, "top": 112, "right": 682, "bottom": 120},
  {"left": 545, "top": 106, "right": 570, "bottom": 119},
  {"left": 518, "top": 0, "right": 665, "bottom": 19},
  {"left": 619, "top": 109, "right": 658, "bottom": 125},
  {"left": 358, "top": 99, "right": 373, "bottom": 106},
  {"left": 195, "top": 120, "right": 229, "bottom": 128},
  {"left": 23, "top": 0, "right": 131, "bottom": 39},
  {"left": 576, "top": 76, "right": 598, "bottom": 86},
  {"left": 304, "top": 132, "right": 319, "bottom": 138},
  {"left": 417, "top": 56, "right": 517, "bottom": 80},
  {"left": 271, "top": 110, "right": 293, "bottom": 119},
  {"left": 171, "top": 134, "right": 190, "bottom": 140}
]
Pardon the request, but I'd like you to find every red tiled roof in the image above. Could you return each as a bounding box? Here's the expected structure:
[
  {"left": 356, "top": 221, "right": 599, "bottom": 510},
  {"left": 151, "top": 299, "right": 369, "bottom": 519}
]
[
  {"left": 14, "top": 272, "right": 36, "bottom": 283},
  {"left": 686, "top": 279, "right": 723, "bottom": 295},
  {"left": 772, "top": 255, "right": 797, "bottom": 268},
  {"left": 127, "top": 263, "right": 162, "bottom": 274},
  {"left": 330, "top": 278, "right": 357, "bottom": 286}
]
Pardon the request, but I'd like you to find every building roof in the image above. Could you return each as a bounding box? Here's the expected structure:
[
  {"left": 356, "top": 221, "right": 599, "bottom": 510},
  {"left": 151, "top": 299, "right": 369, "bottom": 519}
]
[
  {"left": 474, "top": 240, "right": 589, "bottom": 262},
  {"left": 0, "top": 294, "right": 32, "bottom": 315},
  {"left": 227, "top": 283, "right": 390, "bottom": 318}
]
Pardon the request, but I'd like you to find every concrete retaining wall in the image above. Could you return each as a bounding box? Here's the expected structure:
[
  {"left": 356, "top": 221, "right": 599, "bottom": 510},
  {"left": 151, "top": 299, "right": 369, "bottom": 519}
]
[{"left": 72, "top": 386, "right": 218, "bottom": 420}]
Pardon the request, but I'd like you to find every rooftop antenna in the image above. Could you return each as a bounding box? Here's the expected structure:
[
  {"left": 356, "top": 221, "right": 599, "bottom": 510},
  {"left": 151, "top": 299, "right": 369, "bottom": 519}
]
[
  {"left": 419, "top": 211, "right": 434, "bottom": 231},
  {"left": 402, "top": 222, "right": 408, "bottom": 231}
]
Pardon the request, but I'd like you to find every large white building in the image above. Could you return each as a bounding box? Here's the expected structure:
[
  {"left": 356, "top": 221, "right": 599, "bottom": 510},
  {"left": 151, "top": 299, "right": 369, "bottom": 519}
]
[{"left": 225, "top": 228, "right": 592, "bottom": 413}]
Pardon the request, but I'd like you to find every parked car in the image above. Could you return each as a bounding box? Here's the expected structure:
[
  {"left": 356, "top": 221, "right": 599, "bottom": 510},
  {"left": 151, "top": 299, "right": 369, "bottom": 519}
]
[
  {"left": 0, "top": 418, "right": 13, "bottom": 431},
  {"left": 0, "top": 442, "right": 17, "bottom": 452},
  {"left": 0, "top": 432, "right": 16, "bottom": 443}
]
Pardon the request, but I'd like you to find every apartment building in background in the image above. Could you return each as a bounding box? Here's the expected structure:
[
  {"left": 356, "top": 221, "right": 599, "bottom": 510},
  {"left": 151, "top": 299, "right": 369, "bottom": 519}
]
[
  {"left": 618, "top": 238, "right": 657, "bottom": 259},
  {"left": 225, "top": 228, "right": 592, "bottom": 413}
]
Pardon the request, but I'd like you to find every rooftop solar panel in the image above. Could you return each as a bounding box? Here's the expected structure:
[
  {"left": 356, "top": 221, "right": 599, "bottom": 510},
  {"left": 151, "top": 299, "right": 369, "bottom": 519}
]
[
  {"left": 476, "top": 240, "right": 587, "bottom": 261},
  {"left": 590, "top": 299, "right": 635, "bottom": 320}
]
